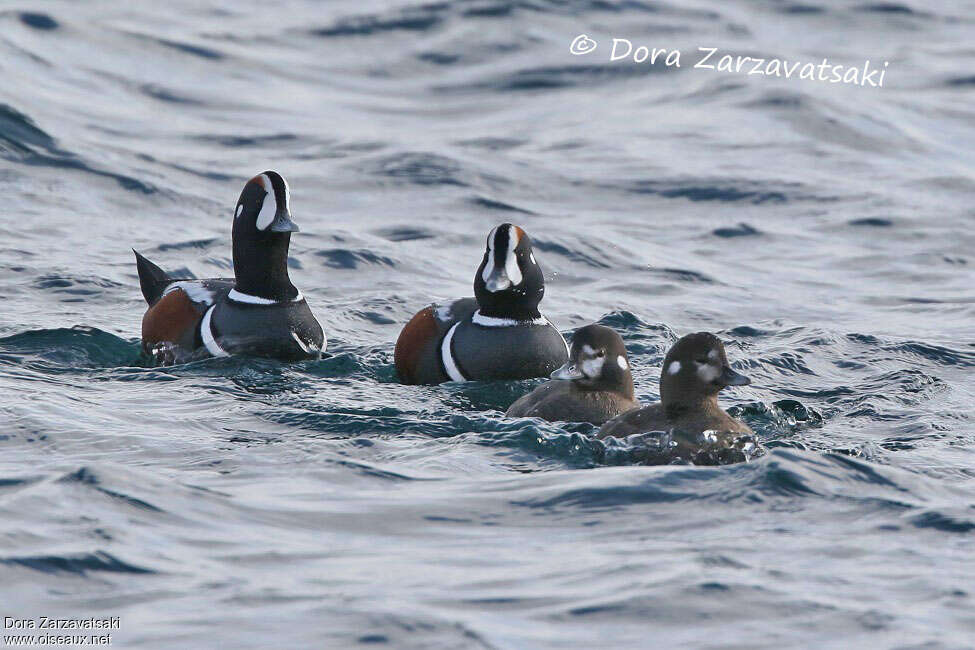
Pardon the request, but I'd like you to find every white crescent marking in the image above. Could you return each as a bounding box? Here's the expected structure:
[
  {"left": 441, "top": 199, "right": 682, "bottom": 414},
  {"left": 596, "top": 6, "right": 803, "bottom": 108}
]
[
  {"left": 440, "top": 322, "right": 467, "bottom": 382},
  {"left": 255, "top": 173, "right": 276, "bottom": 231},
  {"left": 504, "top": 225, "right": 522, "bottom": 287},
  {"left": 201, "top": 306, "right": 230, "bottom": 357}
]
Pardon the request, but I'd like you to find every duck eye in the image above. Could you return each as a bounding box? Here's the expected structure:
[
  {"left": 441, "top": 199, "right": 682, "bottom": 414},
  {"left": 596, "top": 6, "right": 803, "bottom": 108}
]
[
  {"left": 596, "top": 350, "right": 605, "bottom": 358},
  {"left": 695, "top": 357, "right": 708, "bottom": 364}
]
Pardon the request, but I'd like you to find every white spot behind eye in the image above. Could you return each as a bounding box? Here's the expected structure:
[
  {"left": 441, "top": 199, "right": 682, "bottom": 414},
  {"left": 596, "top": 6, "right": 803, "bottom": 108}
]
[
  {"left": 529, "top": 252, "right": 536, "bottom": 265},
  {"left": 617, "top": 356, "right": 628, "bottom": 370},
  {"left": 234, "top": 203, "right": 243, "bottom": 219},
  {"left": 708, "top": 349, "right": 719, "bottom": 361},
  {"left": 668, "top": 361, "right": 681, "bottom": 375}
]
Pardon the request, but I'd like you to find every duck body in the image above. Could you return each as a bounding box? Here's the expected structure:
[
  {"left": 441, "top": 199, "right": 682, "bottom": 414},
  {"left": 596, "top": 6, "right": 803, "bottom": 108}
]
[
  {"left": 597, "top": 400, "right": 751, "bottom": 439},
  {"left": 396, "top": 297, "right": 567, "bottom": 384},
  {"left": 507, "top": 381, "right": 638, "bottom": 425},
  {"left": 395, "top": 224, "right": 568, "bottom": 385},
  {"left": 596, "top": 331, "right": 756, "bottom": 464},
  {"left": 506, "top": 323, "right": 639, "bottom": 424},
  {"left": 135, "top": 171, "right": 324, "bottom": 365}
]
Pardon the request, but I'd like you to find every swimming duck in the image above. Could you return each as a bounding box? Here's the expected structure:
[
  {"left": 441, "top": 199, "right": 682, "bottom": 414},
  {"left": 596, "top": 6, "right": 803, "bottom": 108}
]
[
  {"left": 135, "top": 171, "right": 324, "bottom": 364},
  {"left": 394, "top": 223, "right": 568, "bottom": 384},
  {"left": 597, "top": 332, "right": 752, "bottom": 440},
  {"left": 506, "top": 323, "right": 639, "bottom": 424}
]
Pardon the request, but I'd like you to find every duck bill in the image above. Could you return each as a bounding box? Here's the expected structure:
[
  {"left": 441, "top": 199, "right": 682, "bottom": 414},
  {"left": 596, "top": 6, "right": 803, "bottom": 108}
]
[
  {"left": 551, "top": 363, "right": 584, "bottom": 381},
  {"left": 270, "top": 211, "right": 300, "bottom": 233},
  {"left": 719, "top": 366, "right": 751, "bottom": 387},
  {"left": 484, "top": 268, "right": 512, "bottom": 292}
]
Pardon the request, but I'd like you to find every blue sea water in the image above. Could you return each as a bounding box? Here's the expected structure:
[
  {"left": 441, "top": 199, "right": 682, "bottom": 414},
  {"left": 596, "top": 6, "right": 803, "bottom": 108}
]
[{"left": 1, "top": 0, "right": 974, "bottom": 647}]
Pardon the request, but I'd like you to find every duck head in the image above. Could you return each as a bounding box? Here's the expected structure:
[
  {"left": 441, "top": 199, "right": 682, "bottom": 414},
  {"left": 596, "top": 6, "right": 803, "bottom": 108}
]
[
  {"left": 473, "top": 223, "right": 545, "bottom": 321},
  {"left": 551, "top": 324, "right": 634, "bottom": 399},
  {"left": 231, "top": 171, "right": 300, "bottom": 301},
  {"left": 659, "top": 332, "right": 750, "bottom": 408}
]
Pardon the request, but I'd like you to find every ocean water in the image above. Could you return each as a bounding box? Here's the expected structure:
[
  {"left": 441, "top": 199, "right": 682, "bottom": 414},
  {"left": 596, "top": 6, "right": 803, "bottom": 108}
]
[{"left": 2, "top": 0, "right": 974, "bottom": 647}]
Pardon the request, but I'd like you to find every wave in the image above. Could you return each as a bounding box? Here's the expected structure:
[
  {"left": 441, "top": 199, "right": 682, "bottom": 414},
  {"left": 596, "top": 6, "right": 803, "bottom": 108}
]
[
  {"left": 0, "top": 551, "right": 155, "bottom": 576},
  {"left": 0, "top": 104, "right": 155, "bottom": 193}
]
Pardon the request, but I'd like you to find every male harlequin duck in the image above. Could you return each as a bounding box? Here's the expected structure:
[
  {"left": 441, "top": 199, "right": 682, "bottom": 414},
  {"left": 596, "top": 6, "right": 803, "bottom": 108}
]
[
  {"left": 134, "top": 171, "right": 324, "bottom": 365},
  {"left": 394, "top": 223, "right": 568, "bottom": 384},
  {"left": 506, "top": 324, "right": 640, "bottom": 425},
  {"left": 597, "top": 332, "right": 752, "bottom": 440}
]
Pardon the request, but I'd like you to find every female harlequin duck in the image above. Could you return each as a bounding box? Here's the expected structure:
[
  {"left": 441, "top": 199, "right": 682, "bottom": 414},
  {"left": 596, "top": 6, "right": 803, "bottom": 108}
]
[
  {"left": 394, "top": 223, "right": 568, "bottom": 384},
  {"left": 506, "top": 324, "right": 640, "bottom": 425},
  {"left": 597, "top": 332, "right": 752, "bottom": 439},
  {"left": 134, "top": 171, "right": 324, "bottom": 365}
]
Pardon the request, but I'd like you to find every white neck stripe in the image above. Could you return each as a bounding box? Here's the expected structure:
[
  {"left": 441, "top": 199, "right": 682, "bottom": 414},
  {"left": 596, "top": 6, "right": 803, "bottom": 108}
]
[
  {"left": 471, "top": 310, "right": 547, "bottom": 328},
  {"left": 228, "top": 289, "right": 304, "bottom": 305},
  {"left": 440, "top": 322, "right": 467, "bottom": 382},
  {"left": 201, "top": 306, "right": 230, "bottom": 358}
]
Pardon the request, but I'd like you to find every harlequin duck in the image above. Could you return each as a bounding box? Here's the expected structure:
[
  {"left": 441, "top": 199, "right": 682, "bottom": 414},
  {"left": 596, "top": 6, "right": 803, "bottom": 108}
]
[
  {"left": 394, "top": 223, "right": 568, "bottom": 384},
  {"left": 597, "top": 332, "right": 752, "bottom": 440},
  {"left": 506, "top": 324, "right": 640, "bottom": 424},
  {"left": 134, "top": 171, "right": 325, "bottom": 364}
]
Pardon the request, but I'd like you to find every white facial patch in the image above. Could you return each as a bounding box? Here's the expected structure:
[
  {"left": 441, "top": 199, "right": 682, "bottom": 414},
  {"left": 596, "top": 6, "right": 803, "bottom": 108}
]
[
  {"left": 234, "top": 203, "right": 243, "bottom": 219},
  {"left": 482, "top": 226, "right": 502, "bottom": 287},
  {"left": 482, "top": 225, "right": 522, "bottom": 291},
  {"left": 617, "top": 356, "right": 628, "bottom": 370},
  {"left": 667, "top": 361, "right": 681, "bottom": 375},
  {"left": 255, "top": 173, "right": 276, "bottom": 231},
  {"left": 504, "top": 225, "right": 522, "bottom": 286},
  {"left": 708, "top": 349, "right": 719, "bottom": 361},
  {"left": 580, "top": 354, "right": 605, "bottom": 379},
  {"left": 697, "top": 363, "right": 720, "bottom": 383}
]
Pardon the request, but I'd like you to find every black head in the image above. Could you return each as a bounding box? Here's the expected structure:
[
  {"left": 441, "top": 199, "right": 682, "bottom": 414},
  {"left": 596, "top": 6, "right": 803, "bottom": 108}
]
[
  {"left": 231, "top": 171, "right": 300, "bottom": 301},
  {"left": 551, "top": 324, "right": 634, "bottom": 399},
  {"left": 659, "top": 332, "right": 750, "bottom": 407},
  {"left": 473, "top": 224, "right": 545, "bottom": 321}
]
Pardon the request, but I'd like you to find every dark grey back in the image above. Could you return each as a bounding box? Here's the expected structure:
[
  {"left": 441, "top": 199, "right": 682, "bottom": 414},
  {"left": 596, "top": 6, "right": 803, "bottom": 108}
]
[
  {"left": 448, "top": 318, "right": 568, "bottom": 381},
  {"left": 211, "top": 299, "right": 324, "bottom": 361}
]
